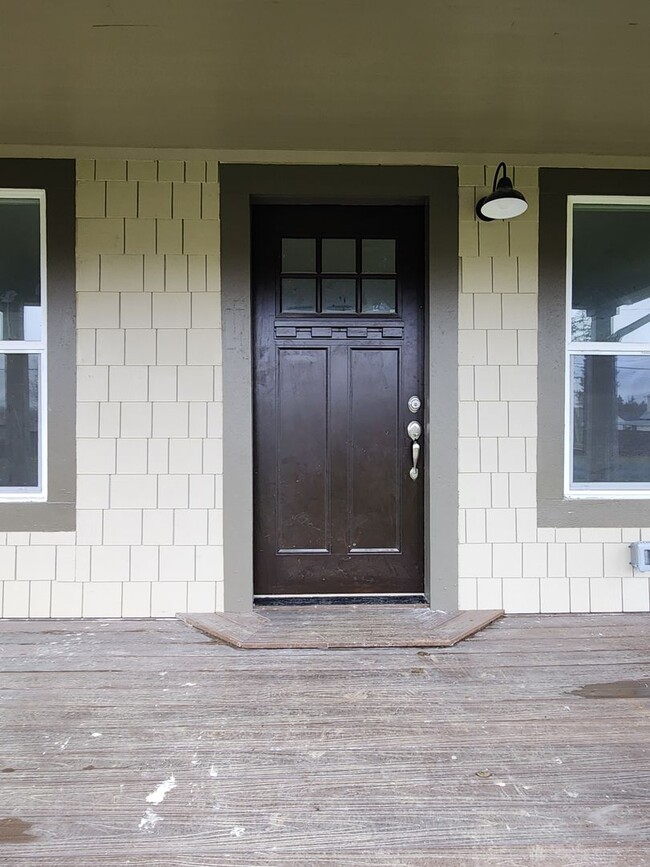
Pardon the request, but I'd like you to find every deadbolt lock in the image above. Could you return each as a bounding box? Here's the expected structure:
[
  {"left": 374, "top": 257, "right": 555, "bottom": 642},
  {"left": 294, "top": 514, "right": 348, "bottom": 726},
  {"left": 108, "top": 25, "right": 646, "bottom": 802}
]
[{"left": 408, "top": 395, "right": 421, "bottom": 413}]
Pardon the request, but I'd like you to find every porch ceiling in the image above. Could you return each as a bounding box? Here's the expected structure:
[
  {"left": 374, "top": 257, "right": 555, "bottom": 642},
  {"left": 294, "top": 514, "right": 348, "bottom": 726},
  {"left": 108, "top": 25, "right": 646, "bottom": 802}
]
[{"left": 1, "top": 0, "right": 648, "bottom": 155}]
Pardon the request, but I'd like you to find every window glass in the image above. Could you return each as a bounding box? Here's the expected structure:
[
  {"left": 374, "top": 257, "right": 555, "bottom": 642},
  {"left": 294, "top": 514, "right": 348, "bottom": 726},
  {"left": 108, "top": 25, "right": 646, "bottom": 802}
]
[
  {"left": 322, "top": 239, "right": 356, "bottom": 273},
  {"left": 571, "top": 204, "right": 650, "bottom": 343},
  {"left": 362, "top": 279, "right": 396, "bottom": 313},
  {"left": 0, "top": 198, "right": 42, "bottom": 341},
  {"left": 281, "top": 277, "right": 316, "bottom": 313},
  {"left": 322, "top": 278, "right": 356, "bottom": 313},
  {"left": 0, "top": 353, "right": 40, "bottom": 488},
  {"left": 282, "top": 238, "right": 316, "bottom": 273},
  {"left": 362, "top": 239, "right": 395, "bottom": 273}
]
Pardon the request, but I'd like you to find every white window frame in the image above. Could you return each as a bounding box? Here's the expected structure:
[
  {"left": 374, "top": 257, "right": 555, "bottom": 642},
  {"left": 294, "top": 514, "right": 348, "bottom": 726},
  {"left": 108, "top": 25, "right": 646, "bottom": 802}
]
[
  {"left": 0, "top": 189, "right": 47, "bottom": 502},
  {"left": 564, "top": 194, "right": 650, "bottom": 499}
]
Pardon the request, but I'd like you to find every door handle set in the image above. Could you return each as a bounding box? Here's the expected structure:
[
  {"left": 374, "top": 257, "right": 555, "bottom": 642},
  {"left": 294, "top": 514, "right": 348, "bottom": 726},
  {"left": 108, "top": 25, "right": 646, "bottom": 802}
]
[{"left": 407, "top": 420, "right": 422, "bottom": 481}]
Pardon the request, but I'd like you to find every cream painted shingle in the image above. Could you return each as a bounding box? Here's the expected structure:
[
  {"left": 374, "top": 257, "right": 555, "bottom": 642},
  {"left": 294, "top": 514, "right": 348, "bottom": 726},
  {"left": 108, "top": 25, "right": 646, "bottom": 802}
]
[
  {"left": 138, "top": 181, "right": 172, "bottom": 218},
  {"left": 77, "top": 181, "right": 106, "bottom": 218},
  {"left": 502, "top": 294, "right": 537, "bottom": 329},
  {"left": 110, "top": 475, "right": 157, "bottom": 509},
  {"left": 156, "top": 219, "right": 183, "bottom": 254},
  {"left": 173, "top": 184, "right": 202, "bottom": 219},
  {"left": 478, "top": 402, "right": 508, "bottom": 437},
  {"left": 83, "top": 582, "right": 123, "bottom": 617},
  {"left": 103, "top": 510, "right": 142, "bottom": 545},
  {"left": 95, "top": 159, "right": 126, "bottom": 181},
  {"left": 51, "top": 583, "right": 83, "bottom": 617},
  {"left": 78, "top": 218, "right": 124, "bottom": 255},
  {"left": 151, "top": 582, "right": 188, "bottom": 616},
  {"left": 540, "top": 578, "right": 570, "bottom": 613},
  {"left": 130, "top": 547, "right": 159, "bottom": 582},
  {"left": 159, "top": 546, "right": 195, "bottom": 581},
  {"left": 100, "top": 254, "right": 144, "bottom": 292},
  {"left": 106, "top": 181, "right": 137, "bottom": 218},
  {"left": 122, "top": 582, "right": 152, "bottom": 616},
  {"left": 16, "top": 546, "right": 56, "bottom": 581},
  {"left": 153, "top": 403, "right": 189, "bottom": 438},
  {"left": 77, "top": 292, "right": 120, "bottom": 328}
]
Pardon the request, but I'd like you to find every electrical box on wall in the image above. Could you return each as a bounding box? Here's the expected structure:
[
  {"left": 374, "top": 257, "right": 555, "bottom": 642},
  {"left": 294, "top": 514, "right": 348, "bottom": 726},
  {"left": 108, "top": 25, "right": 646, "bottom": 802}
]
[{"left": 629, "top": 542, "right": 650, "bottom": 572}]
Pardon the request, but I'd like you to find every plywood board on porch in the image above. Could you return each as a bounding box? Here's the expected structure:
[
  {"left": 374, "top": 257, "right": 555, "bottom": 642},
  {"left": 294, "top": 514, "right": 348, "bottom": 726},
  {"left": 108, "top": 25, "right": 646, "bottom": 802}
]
[{"left": 177, "top": 605, "right": 504, "bottom": 649}]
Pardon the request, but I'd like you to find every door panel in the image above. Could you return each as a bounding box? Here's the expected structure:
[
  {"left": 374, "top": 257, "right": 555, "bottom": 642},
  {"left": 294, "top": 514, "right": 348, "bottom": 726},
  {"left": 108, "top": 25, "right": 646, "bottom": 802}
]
[
  {"left": 277, "top": 347, "right": 330, "bottom": 553},
  {"left": 253, "top": 205, "right": 424, "bottom": 596},
  {"left": 349, "top": 347, "right": 400, "bottom": 552}
]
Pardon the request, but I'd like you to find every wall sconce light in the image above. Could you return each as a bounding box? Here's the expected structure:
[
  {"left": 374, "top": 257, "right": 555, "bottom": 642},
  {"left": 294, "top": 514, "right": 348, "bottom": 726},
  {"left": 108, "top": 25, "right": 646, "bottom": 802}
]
[{"left": 476, "top": 162, "right": 528, "bottom": 221}]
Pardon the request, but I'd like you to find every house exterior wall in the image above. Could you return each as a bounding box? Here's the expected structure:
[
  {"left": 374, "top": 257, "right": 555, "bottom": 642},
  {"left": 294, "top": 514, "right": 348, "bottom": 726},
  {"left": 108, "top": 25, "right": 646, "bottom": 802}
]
[
  {"left": 458, "top": 165, "right": 650, "bottom": 614},
  {"left": 0, "top": 158, "right": 224, "bottom": 617},
  {"left": 0, "top": 152, "right": 647, "bottom": 616}
]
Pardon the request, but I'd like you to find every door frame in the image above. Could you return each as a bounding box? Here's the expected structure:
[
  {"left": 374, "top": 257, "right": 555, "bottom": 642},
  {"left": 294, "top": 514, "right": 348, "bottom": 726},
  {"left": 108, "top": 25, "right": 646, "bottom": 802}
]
[{"left": 220, "top": 164, "right": 458, "bottom": 612}]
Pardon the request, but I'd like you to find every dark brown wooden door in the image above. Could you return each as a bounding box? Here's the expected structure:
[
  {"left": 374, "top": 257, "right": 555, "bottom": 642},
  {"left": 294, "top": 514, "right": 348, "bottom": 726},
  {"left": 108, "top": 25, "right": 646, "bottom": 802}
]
[{"left": 252, "top": 205, "right": 425, "bottom": 596}]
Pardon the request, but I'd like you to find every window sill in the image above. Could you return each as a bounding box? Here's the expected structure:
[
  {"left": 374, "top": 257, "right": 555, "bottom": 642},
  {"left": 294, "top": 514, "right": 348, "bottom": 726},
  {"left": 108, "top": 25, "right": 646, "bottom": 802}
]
[
  {"left": 0, "top": 502, "right": 75, "bottom": 532},
  {"left": 538, "top": 495, "right": 650, "bottom": 528}
]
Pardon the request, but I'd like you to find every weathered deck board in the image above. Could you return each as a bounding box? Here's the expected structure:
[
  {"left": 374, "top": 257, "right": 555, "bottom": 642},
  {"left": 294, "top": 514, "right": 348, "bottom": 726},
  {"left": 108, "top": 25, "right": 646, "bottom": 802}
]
[
  {"left": 178, "top": 605, "right": 504, "bottom": 648},
  {"left": 0, "top": 614, "right": 648, "bottom": 865}
]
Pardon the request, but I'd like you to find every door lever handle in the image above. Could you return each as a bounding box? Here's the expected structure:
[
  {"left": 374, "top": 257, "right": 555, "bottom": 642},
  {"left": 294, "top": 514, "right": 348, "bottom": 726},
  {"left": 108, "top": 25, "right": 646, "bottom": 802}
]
[
  {"left": 410, "top": 441, "right": 421, "bottom": 480},
  {"left": 407, "top": 421, "right": 422, "bottom": 480}
]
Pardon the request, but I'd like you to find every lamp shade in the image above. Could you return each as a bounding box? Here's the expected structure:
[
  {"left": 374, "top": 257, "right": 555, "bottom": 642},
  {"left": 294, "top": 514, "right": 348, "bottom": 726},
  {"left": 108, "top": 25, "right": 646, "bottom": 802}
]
[{"left": 476, "top": 165, "right": 528, "bottom": 221}]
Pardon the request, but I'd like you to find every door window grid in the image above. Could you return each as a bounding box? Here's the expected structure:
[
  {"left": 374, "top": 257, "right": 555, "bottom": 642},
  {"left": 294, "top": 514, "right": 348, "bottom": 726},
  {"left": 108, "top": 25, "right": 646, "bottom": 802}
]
[
  {"left": 280, "top": 237, "right": 397, "bottom": 315},
  {"left": 0, "top": 190, "right": 47, "bottom": 500},
  {"left": 565, "top": 195, "right": 650, "bottom": 498}
]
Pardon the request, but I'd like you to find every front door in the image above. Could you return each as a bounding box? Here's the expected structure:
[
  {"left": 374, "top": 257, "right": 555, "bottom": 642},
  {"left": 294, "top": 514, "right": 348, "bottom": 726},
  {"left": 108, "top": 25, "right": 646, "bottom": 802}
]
[{"left": 252, "top": 205, "right": 425, "bottom": 596}]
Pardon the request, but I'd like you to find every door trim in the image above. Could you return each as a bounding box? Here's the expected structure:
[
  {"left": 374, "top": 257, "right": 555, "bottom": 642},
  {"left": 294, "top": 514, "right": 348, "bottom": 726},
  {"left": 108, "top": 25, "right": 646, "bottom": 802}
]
[{"left": 220, "top": 164, "right": 459, "bottom": 612}]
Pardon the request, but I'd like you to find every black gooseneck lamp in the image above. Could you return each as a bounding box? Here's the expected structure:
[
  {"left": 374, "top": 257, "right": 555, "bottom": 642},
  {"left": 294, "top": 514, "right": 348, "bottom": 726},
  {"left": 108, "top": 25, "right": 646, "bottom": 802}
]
[{"left": 476, "top": 162, "right": 528, "bottom": 221}]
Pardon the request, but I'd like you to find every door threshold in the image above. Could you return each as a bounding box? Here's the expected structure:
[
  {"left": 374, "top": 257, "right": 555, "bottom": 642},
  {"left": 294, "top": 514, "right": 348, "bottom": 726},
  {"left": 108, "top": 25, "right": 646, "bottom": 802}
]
[{"left": 254, "top": 594, "right": 427, "bottom": 606}]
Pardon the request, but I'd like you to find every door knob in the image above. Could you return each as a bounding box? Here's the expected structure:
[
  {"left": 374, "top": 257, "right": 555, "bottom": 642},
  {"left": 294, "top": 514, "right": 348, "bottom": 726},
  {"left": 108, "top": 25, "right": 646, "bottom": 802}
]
[{"left": 407, "top": 421, "right": 422, "bottom": 441}]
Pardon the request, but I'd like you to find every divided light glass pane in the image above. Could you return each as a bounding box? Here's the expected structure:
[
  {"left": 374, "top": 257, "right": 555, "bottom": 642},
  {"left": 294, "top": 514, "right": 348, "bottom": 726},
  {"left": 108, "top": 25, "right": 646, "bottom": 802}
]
[
  {"left": 0, "top": 198, "right": 42, "bottom": 341},
  {"left": 362, "top": 239, "right": 395, "bottom": 273},
  {"left": 362, "top": 279, "right": 396, "bottom": 313},
  {"left": 571, "top": 204, "right": 650, "bottom": 343},
  {"left": 281, "top": 238, "right": 316, "bottom": 273},
  {"left": 281, "top": 278, "right": 316, "bottom": 313},
  {"left": 322, "top": 278, "right": 356, "bottom": 313},
  {"left": 0, "top": 353, "right": 40, "bottom": 489},
  {"left": 321, "top": 239, "right": 356, "bottom": 273},
  {"left": 571, "top": 354, "right": 650, "bottom": 486}
]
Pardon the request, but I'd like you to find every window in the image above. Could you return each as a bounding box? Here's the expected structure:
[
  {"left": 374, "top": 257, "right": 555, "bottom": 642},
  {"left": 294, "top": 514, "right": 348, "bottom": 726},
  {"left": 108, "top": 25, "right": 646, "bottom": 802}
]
[
  {"left": 567, "top": 198, "right": 650, "bottom": 497},
  {"left": 538, "top": 168, "right": 650, "bottom": 526},
  {"left": 0, "top": 159, "right": 75, "bottom": 530},
  {"left": 280, "top": 237, "right": 397, "bottom": 315},
  {"left": 0, "top": 191, "right": 47, "bottom": 499}
]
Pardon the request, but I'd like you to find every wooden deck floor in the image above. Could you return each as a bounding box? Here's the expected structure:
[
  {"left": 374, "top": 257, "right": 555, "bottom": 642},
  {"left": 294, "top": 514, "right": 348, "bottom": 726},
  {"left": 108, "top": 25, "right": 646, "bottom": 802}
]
[{"left": 0, "top": 614, "right": 648, "bottom": 866}]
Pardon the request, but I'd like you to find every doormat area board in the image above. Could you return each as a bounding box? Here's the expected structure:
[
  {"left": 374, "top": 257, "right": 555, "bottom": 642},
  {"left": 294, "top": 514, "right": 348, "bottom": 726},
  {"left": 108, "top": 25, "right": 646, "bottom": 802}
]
[{"left": 177, "top": 606, "right": 504, "bottom": 649}]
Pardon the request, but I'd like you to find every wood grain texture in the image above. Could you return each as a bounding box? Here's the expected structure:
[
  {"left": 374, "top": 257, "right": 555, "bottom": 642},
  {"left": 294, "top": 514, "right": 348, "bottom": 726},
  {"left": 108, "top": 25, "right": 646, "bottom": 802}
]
[
  {"left": 0, "top": 613, "right": 648, "bottom": 866},
  {"left": 177, "top": 605, "right": 504, "bottom": 648}
]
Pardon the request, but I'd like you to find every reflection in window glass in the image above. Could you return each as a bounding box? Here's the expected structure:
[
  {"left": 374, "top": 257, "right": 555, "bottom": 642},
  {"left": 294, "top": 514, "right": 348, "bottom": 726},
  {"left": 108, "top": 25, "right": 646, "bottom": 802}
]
[
  {"left": 0, "top": 353, "right": 39, "bottom": 488},
  {"left": 0, "top": 198, "right": 42, "bottom": 341},
  {"left": 572, "top": 355, "right": 650, "bottom": 486},
  {"left": 362, "top": 279, "right": 396, "bottom": 313},
  {"left": 322, "top": 239, "right": 356, "bottom": 273},
  {"left": 281, "top": 238, "right": 316, "bottom": 273},
  {"left": 323, "top": 278, "right": 356, "bottom": 313},
  {"left": 571, "top": 205, "right": 650, "bottom": 343},
  {"left": 281, "top": 278, "right": 316, "bottom": 313},
  {"left": 362, "top": 239, "right": 395, "bottom": 273}
]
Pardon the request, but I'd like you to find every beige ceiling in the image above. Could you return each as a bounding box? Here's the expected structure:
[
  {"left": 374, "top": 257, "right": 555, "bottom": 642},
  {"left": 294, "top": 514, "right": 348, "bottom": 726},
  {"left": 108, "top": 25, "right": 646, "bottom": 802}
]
[{"left": 0, "top": 0, "right": 648, "bottom": 155}]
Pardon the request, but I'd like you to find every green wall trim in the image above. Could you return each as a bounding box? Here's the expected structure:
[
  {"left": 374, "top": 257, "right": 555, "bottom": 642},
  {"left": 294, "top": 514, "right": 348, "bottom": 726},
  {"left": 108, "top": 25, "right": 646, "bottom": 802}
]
[
  {"left": 220, "top": 164, "right": 459, "bottom": 612},
  {"left": 0, "top": 159, "right": 76, "bottom": 531}
]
